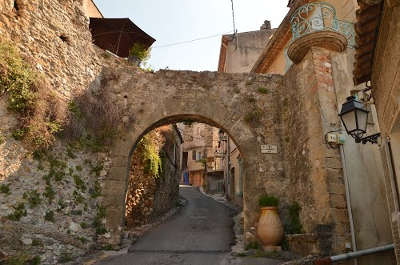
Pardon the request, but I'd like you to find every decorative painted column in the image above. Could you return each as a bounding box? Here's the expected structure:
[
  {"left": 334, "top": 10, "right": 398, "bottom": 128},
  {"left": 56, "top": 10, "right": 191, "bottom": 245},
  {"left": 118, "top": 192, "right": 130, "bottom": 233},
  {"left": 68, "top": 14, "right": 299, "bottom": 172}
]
[{"left": 285, "top": 2, "right": 353, "bottom": 255}]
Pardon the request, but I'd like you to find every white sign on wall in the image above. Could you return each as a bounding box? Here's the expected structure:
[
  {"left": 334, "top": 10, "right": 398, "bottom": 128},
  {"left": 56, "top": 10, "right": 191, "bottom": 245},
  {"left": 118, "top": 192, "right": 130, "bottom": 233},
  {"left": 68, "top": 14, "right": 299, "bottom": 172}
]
[{"left": 261, "top": 144, "right": 278, "bottom": 154}]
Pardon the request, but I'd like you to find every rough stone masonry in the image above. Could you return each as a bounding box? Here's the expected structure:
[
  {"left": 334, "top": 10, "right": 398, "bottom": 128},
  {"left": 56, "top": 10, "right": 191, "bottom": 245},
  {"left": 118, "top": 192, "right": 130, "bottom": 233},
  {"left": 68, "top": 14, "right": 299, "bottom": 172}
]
[{"left": 0, "top": 0, "right": 350, "bottom": 263}]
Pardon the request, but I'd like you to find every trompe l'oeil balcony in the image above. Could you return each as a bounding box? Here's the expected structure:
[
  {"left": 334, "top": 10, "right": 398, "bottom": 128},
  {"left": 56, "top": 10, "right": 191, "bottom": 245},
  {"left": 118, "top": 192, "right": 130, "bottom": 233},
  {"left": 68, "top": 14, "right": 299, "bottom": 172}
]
[{"left": 287, "top": 2, "right": 355, "bottom": 64}]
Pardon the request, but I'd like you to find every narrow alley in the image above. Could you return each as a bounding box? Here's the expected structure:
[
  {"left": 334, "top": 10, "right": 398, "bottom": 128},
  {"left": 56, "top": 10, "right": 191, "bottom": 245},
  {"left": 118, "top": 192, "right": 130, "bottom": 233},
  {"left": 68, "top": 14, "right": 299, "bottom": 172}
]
[{"left": 95, "top": 186, "right": 281, "bottom": 265}]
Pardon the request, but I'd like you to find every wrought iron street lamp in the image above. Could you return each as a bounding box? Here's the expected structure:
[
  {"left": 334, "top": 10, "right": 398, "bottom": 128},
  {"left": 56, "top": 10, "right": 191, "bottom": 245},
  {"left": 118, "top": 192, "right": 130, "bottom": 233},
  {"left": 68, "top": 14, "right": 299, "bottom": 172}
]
[{"left": 339, "top": 96, "right": 380, "bottom": 144}]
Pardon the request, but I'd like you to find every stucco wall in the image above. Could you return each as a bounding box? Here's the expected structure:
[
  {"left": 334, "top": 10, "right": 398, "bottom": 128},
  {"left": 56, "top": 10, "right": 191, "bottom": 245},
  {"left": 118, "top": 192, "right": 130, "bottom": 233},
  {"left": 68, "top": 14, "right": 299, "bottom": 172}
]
[
  {"left": 331, "top": 49, "right": 394, "bottom": 264},
  {"left": 222, "top": 30, "right": 273, "bottom": 73},
  {"left": 371, "top": 2, "right": 400, "bottom": 261},
  {"left": 83, "top": 0, "right": 103, "bottom": 18},
  {"left": 266, "top": 47, "right": 289, "bottom": 75}
]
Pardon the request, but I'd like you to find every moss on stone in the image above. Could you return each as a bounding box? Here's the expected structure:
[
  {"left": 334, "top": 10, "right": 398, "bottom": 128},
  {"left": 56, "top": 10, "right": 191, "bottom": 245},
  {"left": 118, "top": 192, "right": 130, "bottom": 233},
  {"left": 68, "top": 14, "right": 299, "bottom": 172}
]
[
  {"left": 0, "top": 41, "right": 65, "bottom": 150},
  {"left": 44, "top": 210, "right": 55, "bottom": 222},
  {"left": 7, "top": 202, "right": 27, "bottom": 221},
  {"left": 23, "top": 190, "right": 41, "bottom": 208},
  {"left": 0, "top": 183, "right": 11, "bottom": 195}
]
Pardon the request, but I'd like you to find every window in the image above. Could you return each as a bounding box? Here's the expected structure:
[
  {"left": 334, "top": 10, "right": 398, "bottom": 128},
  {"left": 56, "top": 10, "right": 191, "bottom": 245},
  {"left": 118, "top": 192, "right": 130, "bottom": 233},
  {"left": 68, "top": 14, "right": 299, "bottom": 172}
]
[
  {"left": 192, "top": 150, "right": 196, "bottom": 161},
  {"left": 196, "top": 152, "right": 202, "bottom": 161}
]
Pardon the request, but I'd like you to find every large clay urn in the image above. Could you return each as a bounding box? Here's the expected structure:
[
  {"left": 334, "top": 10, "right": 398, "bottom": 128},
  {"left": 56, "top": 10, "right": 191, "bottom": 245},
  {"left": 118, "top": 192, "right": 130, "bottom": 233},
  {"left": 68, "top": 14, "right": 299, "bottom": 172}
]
[{"left": 257, "top": 207, "right": 284, "bottom": 249}]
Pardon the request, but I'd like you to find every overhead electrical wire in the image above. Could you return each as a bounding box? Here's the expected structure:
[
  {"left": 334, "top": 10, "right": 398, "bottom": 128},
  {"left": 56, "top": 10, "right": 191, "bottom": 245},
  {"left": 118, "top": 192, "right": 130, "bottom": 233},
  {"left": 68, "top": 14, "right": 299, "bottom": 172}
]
[
  {"left": 151, "top": 1, "right": 238, "bottom": 49},
  {"left": 152, "top": 30, "right": 233, "bottom": 49}
]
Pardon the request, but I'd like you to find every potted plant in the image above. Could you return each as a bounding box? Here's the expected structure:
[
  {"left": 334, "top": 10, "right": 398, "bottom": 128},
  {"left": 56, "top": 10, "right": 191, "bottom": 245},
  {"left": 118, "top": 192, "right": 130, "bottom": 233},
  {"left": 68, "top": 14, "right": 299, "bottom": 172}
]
[
  {"left": 256, "top": 194, "right": 284, "bottom": 251},
  {"left": 128, "top": 43, "right": 150, "bottom": 66}
]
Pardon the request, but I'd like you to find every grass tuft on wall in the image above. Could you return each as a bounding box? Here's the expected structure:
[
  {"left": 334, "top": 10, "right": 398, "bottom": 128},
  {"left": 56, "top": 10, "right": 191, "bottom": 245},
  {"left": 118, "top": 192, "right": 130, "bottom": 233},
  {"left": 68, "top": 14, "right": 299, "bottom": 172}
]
[{"left": 0, "top": 40, "right": 65, "bottom": 150}]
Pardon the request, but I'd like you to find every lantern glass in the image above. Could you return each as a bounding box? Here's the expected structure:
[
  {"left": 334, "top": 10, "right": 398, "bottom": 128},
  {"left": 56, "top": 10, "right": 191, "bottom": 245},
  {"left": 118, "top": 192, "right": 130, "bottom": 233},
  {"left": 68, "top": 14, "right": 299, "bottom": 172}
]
[
  {"left": 340, "top": 111, "right": 357, "bottom": 134},
  {"left": 218, "top": 129, "right": 224, "bottom": 141},
  {"left": 356, "top": 109, "right": 368, "bottom": 133}
]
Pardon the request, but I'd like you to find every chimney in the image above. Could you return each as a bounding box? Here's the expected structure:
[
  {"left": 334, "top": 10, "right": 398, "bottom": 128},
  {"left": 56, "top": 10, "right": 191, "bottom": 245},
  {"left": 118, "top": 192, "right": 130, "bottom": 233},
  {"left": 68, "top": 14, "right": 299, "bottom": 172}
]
[{"left": 260, "top": 20, "right": 271, "bottom": 30}]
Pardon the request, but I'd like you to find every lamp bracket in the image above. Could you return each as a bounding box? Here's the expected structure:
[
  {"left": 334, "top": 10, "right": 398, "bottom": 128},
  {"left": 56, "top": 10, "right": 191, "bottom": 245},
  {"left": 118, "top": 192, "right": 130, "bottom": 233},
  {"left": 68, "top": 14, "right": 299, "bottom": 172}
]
[{"left": 355, "top": 133, "right": 381, "bottom": 144}]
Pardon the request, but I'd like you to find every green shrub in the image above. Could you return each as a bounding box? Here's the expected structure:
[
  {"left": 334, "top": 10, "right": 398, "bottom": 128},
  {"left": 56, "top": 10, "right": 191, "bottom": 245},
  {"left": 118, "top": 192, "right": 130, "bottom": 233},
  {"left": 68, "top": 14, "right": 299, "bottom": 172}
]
[
  {"left": 0, "top": 42, "right": 37, "bottom": 114},
  {"left": 12, "top": 128, "right": 27, "bottom": 140},
  {"left": 244, "top": 109, "right": 262, "bottom": 125},
  {"left": 0, "top": 132, "right": 4, "bottom": 144},
  {"left": 102, "top": 244, "right": 114, "bottom": 250},
  {"left": 89, "top": 180, "right": 102, "bottom": 198},
  {"left": 0, "top": 41, "right": 65, "bottom": 150},
  {"left": 31, "top": 239, "right": 42, "bottom": 247},
  {"left": 43, "top": 185, "right": 55, "bottom": 203},
  {"left": 4, "top": 253, "right": 31, "bottom": 265},
  {"left": 58, "top": 252, "right": 73, "bottom": 263},
  {"left": 23, "top": 190, "right": 41, "bottom": 208},
  {"left": 44, "top": 210, "right": 55, "bottom": 222},
  {"left": 93, "top": 204, "right": 107, "bottom": 235},
  {"left": 63, "top": 77, "right": 123, "bottom": 152},
  {"left": 80, "top": 222, "right": 89, "bottom": 229},
  {"left": 67, "top": 101, "right": 82, "bottom": 119},
  {"left": 73, "top": 190, "right": 84, "bottom": 204},
  {"left": 245, "top": 241, "right": 259, "bottom": 250},
  {"left": 66, "top": 145, "right": 76, "bottom": 159},
  {"left": 0, "top": 183, "right": 11, "bottom": 195},
  {"left": 257, "top": 87, "right": 269, "bottom": 94},
  {"left": 32, "top": 149, "right": 46, "bottom": 161},
  {"left": 7, "top": 202, "right": 27, "bottom": 221},
  {"left": 78, "top": 236, "right": 88, "bottom": 244},
  {"left": 73, "top": 174, "right": 86, "bottom": 192},
  {"left": 42, "top": 174, "right": 51, "bottom": 185},
  {"left": 259, "top": 194, "right": 279, "bottom": 207},
  {"left": 57, "top": 200, "right": 67, "bottom": 212},
  {"left": 90, "top": 162, "right": 103, "bottom": 177},
  {"left": 54, "top": 170, "right": 65, "bottom": 182},
  {"left": 30, "top": 256, "right": 41, "bottom": 265},
  {"left": 285, "top": 202, "right": 303, "bottom": 234},
  {"left": 129, "top": 43, "right": 151, "bottom": 63},
  {"left": 71, "top": 210, "right": 82, "bottom": 216}
]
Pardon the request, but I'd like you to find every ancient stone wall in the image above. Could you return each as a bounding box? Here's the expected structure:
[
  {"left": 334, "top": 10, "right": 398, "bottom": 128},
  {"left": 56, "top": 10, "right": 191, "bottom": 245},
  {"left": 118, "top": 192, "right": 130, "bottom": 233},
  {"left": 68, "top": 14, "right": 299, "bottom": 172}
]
[
  {"left": 281, "top": 48, "right": 352, "bottom": 255},
  {"left": 0, "top": 0, "right": 109, "bottom": 100},
  {"left": 0, "top": 0, "right": 125, "bottom": 263},
  {"left": 125, "top": 126, "right": 182, "bottom": 228}
]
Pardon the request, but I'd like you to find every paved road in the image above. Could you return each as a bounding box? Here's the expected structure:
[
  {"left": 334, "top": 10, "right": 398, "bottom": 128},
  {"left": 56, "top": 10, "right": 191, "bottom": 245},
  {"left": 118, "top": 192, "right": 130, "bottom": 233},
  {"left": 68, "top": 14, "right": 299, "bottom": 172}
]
[{"left": 95, "top": 186, "right": 282, "bottom": 265}]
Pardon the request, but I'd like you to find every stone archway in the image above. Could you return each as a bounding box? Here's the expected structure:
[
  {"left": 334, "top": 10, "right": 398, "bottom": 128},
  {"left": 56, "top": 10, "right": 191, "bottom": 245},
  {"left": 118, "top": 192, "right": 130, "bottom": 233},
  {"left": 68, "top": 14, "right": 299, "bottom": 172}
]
[{"left": 96, "top": 67, "right": 284, "bottom": 244}]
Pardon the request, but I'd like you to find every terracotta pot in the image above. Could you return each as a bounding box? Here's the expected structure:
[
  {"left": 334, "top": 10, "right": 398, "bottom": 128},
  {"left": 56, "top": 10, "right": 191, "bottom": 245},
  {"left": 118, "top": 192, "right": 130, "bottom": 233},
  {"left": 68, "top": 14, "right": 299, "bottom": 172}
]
[{"left": 256, "top": 207, "right": 284, "bottom": 247}]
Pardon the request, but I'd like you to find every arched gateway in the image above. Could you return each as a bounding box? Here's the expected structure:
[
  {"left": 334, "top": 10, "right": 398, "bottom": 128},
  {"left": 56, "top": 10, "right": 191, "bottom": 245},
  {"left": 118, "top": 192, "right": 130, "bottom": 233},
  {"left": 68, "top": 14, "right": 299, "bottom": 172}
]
[{"left": 96, "top": 67, "right": 284, "bottom": 243}]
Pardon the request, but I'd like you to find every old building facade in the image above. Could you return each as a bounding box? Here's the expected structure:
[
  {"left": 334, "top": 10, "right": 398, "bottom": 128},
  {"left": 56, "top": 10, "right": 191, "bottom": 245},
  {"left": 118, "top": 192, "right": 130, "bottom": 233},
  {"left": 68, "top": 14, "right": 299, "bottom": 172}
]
[{"left": 351, "top": 0, "right": 400, "bottom": 263}]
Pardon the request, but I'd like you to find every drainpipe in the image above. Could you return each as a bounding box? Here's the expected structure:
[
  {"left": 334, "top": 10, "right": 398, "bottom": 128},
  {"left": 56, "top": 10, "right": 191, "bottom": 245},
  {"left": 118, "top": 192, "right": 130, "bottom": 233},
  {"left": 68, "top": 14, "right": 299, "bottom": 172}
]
[
  {"left": 339, "top": 145, "right": 358, "bottom": 265},
  {"left": 226, "top": 136, "right": 231, "bottom": 199},
  {"left": 314, "top": 244, "right": 394, "bottom": 264}
]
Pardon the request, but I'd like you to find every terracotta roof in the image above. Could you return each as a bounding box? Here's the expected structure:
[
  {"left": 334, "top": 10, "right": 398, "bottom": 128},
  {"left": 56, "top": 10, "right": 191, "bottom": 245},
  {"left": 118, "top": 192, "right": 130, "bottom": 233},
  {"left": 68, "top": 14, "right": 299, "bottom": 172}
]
[{"left": 353, "top": 0, "right": 383, "bottom": 85}]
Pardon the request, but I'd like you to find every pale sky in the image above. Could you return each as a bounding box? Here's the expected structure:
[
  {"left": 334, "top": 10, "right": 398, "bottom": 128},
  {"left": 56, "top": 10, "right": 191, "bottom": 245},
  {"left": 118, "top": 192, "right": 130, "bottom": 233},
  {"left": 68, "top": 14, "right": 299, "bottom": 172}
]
[{"left": 94, "top": 1, "right": 289, "bottom": 71}]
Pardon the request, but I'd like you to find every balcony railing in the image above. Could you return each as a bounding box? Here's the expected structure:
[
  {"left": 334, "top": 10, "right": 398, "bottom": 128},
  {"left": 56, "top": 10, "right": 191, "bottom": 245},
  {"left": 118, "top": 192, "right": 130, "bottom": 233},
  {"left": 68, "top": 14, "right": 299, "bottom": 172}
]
[{"left": 290, "top": 2, "right": 355, "bottom": 47}]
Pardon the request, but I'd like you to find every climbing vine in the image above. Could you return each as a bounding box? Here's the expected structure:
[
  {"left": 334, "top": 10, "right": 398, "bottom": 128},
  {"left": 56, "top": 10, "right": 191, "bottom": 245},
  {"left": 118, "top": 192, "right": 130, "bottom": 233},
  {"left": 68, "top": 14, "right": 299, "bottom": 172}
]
[{"left": 137, "top": 134, "right": 162, "bottom": 178}]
